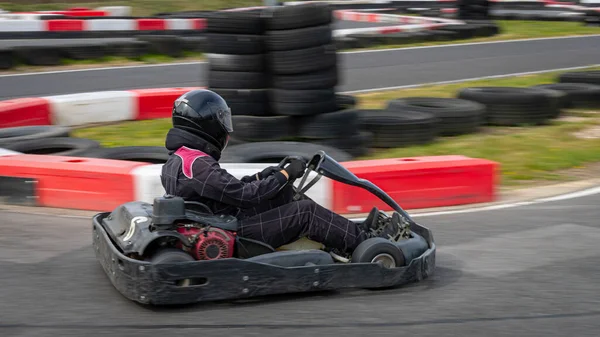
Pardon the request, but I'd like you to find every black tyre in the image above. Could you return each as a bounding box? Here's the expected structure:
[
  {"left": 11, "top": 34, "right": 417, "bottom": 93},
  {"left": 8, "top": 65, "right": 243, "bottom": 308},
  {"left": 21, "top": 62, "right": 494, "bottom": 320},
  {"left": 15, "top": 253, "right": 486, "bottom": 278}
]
[
  {"left": 220, "top": 141, "right": 353, "bottom": 163},
  {"left": 149, "top": 247, "right": 195, "bottom": 264},
  {"left": 84, "top": 146, "right": 170, "bottom": 164},
  {"left": 314, "top": 131, "right": 373, "bottom": 158},
  {"left": 558, "top": 70, "right": 600, "bottom": 86},
  {"left": 211, "top": 89, "right": 270, "bottom": 116},
  {"left": 533, "top": 83, "right": 600, "bottom": 109},
  {"left": 436, "top": 24, "right": 478, "bottom": 39},
  {"left": 208, "top": 71, "right": 267, "bottom": 89},
  {"left": 270, "top": 88, "right": 337, "bottom": 116},
  {"left": 205, "top": 33, "right": 264, "bottom": 55},
  {"left": 263, "top": 3, "right": 333, "bottom": 31},
  {"left": 378, "top": 32, "right": 424, "bottom": 46},
  {"left": 0, "top": 49, "right": 14, "bottom": 70},
  {"left": 271, "top": 66, "right": 339, "bottom": 90},
  {"left": 336, "top": 94, "right": 357, "bottom": 110},
  {"left": 135, "top": 35, "right": 184, "bottom": 58},
  {"left": 386, "top": 97, "right": 486, "bottom": 136},
  {"left": 357, "top": 109, "right": 440, "bottom": 148},
  {"left": 0, "top": 126, "right": 71, "bottom": 147},
  {"left": 206, "top": 10, "right": 264, "bottom": 35},
  {"left": 268, "top": 43, "right": 337, "bottom": 75},
  {"left": 206, "top": 53, "right": 265, "bottom": 72},
  {"left": 297, "top": 108, "right": 360, "bottom": 139},
  {"left": 457, "top": 87, "right": 562, "bottom": 125},
  {"left": 265, "top": 24, "right": 333, "bottom": 51},
  {"left": 149, "top": 247, "right": 197, "bottom": 287},
  {"left": 4, "top": 137, "right": 100, "bottom": 156},
  {"left": 13, "top": 46, "right": 61, "bottom": 66},
  {"left": 429, "top": 30, "right": 459, "bottom": 41},
  {"left": 59, "top": 42, "right": 107, "bottom": 60},
  {"left": 351, "top": 237, "right": 405, "bottom": 268},
  {"left": 181, "top": 36, "right": 207, "bottom": 53},
  {"left": 231, "top": 115, "right": 293, "bottom": 141}
]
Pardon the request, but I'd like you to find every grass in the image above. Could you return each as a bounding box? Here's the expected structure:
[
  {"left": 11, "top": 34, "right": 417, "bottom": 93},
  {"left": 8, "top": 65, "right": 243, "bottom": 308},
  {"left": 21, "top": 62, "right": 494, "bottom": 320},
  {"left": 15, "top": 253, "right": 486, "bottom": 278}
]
[{"left": 73, "top": 66, "right": 600, "bottom": 186}]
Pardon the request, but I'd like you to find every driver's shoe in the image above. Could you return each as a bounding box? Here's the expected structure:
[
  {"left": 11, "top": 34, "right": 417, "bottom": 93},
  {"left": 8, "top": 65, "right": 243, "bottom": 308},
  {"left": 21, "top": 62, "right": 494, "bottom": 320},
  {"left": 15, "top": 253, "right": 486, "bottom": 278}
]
[
  {"left": 360, "top": 207, "right": 379, "bottom": 232},
  {"left": 369, "top": 212, "right": 404, "bottom": 241}
]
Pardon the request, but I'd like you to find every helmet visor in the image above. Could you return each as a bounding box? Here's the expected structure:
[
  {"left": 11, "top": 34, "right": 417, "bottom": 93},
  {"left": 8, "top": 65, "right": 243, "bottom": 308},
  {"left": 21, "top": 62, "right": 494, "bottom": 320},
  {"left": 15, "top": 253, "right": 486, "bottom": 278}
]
[{"left": 209, "top": 102, "right": 233, "bottom": 133}]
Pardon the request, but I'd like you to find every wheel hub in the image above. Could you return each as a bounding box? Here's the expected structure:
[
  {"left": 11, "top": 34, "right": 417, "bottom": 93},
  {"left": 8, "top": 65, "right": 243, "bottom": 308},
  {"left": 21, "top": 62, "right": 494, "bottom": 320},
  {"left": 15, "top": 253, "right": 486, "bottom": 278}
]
[{"left": 371, "top": 253, "right": 396, "bottom": 268}]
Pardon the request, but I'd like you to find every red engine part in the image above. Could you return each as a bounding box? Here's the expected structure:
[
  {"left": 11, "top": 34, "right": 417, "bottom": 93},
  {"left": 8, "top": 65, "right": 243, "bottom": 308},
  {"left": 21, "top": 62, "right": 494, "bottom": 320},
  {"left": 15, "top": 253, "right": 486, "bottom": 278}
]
[{"left": 176, "top": 226, "right": 236, "bottom": 260}]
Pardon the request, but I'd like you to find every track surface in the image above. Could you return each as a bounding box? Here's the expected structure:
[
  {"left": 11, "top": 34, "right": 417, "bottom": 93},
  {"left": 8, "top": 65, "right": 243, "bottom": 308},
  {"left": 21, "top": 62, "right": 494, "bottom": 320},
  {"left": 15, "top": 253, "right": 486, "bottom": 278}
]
[
  {"left": 1, "top": 192, "right": 599, "bottom": 337},
  {"left": 1, "top": 35, "right": 598, "bottom": 99}
]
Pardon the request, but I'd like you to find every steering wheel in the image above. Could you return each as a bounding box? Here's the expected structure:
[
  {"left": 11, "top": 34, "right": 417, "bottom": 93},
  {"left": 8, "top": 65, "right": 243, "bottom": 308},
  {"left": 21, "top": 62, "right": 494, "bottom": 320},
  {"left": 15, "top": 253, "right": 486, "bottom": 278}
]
[{"left": 277, "top": 155, "right": 311, "bottom": 201}]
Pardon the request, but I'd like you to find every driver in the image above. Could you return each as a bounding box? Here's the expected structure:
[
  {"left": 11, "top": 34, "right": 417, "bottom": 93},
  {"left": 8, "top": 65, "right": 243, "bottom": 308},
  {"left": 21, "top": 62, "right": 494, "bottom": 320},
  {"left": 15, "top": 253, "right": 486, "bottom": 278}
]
[{"left": 160, "top": 89, "right": 404, "bottom": 254}]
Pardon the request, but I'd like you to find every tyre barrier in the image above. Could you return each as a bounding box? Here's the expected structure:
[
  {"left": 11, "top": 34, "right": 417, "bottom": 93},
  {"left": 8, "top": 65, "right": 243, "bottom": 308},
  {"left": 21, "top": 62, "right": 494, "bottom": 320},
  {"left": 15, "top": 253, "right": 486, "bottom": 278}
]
[
  {"left": 0, "top": 152, "right": 498, "bottom": 214},
  {"left": 2, "top": 70, "right": 599, "bottom": 159}
]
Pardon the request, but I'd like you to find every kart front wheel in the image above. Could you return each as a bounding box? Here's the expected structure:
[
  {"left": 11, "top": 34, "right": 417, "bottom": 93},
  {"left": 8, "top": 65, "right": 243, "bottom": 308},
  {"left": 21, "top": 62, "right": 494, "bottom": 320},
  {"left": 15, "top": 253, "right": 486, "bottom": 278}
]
[{"left": 351, "top": 237, "right": 405, "bottom": 268}]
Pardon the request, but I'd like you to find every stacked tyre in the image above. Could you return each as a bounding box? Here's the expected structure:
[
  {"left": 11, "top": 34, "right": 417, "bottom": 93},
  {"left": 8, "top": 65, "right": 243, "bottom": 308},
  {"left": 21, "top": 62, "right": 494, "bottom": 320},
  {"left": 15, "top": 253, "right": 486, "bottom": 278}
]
[
  {"left": 457, "top": 87, "right": 564, "bottom": 126},
  {"left": 263, "top": 4, "right": 369, "bottom": 156},
  {"left": 457, "top": 0, "right": 491, "bottom": 21},
  {"left": 204, "top": 10, "right": 275, "bottom": 145}
]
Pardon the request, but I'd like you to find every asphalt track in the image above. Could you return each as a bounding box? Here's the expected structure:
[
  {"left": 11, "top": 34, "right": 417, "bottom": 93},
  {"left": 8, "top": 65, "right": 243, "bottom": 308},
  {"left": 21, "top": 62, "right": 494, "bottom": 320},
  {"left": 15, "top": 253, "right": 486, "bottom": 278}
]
[
  {"left": 1, "top": 35, "right": 599, "bottom": 99},
  {"left": 1, "top": 191, "right": 600, "bottom": 337}
]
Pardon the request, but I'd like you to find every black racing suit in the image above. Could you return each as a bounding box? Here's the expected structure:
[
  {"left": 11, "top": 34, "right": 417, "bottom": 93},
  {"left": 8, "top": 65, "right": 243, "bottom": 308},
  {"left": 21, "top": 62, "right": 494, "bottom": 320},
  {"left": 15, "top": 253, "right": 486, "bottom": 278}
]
[{"left": 160, "top": 128, "right": 368, "bottom": 252}]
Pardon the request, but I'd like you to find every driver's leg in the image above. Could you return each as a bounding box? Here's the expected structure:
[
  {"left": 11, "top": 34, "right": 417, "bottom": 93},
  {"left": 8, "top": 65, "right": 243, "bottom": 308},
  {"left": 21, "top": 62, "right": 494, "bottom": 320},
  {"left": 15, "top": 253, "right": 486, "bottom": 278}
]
[{"left": 238, "top": 199, "right": 369, "bottom": 253}]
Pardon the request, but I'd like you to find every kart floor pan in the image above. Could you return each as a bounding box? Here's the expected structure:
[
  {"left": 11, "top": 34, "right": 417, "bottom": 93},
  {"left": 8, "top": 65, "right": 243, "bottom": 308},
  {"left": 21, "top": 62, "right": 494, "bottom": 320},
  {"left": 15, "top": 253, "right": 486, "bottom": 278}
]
[{"left": 92, "top": 216, "right": 436, "bottom": 306}]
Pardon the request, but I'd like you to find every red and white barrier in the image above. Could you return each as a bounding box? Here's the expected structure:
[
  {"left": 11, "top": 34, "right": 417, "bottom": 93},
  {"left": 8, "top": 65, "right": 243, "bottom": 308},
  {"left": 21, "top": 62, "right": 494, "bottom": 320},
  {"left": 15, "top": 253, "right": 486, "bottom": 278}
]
[
  {"left": 48, "top": 91, "right": 136, "bottom": 126},
  {"left": 0, "top": 153, "right": 498, "bottom": 214},
  {"left": 0, "top": 148, "right": 21, "bottom": 156},
  {"left": 0, "top": 87, "right": 205, "bottom": 128},
  {"left": 0, "top": 17, "right": 206, "bottom": 33}
]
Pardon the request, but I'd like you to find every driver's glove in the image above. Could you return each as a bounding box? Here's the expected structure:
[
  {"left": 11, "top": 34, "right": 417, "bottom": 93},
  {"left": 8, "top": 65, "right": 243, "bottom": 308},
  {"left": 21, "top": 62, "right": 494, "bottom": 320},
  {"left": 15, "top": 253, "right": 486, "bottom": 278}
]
[
  {"left": 284, "top": 159, "right": 307, "bottom": 180},
  {"left": 240, "top": 166, "right": 281, "bottom": 182},
  {"left": 258, "top": 166, "right": 282, "bottom": 179}
]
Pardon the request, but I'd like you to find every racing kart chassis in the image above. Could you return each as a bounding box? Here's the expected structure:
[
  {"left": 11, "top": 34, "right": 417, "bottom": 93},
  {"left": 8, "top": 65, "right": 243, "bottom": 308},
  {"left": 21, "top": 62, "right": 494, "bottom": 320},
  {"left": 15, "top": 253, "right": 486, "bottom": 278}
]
[{"left": 92, "top": 151, "right": 436, "bottom": 305}]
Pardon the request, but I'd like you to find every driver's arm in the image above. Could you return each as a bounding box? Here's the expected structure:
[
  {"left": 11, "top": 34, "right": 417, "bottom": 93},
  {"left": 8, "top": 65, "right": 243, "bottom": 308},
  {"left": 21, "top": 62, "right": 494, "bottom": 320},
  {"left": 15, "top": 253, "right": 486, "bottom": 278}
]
[{"left": 191, "top": 159, "right": 290, "bottom": 208}]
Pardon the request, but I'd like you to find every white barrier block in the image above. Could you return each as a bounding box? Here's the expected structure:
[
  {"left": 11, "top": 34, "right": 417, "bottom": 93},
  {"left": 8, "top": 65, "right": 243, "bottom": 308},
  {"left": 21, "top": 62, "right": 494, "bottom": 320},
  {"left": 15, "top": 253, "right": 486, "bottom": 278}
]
[
  {"left": 45, "top": 91, "right": 136, "bottom": 127},
  {"left": 0, "top": 148, "right": 21, "bottom": 156},
  {"left": 87, "top": 19, "right": 135, "bottom": 31},
  {"left": 132, "top": 163, "right": 333, "bottom": 209},
  {"left": 166, "top": 19, "right": 193, "bottom": 30},
  {"left": 0, "top": 19, "right": 43, "bottom": 32},
  {"left": 132, "top": 164, "right": 166, "bottom": 203},
  {"left": 97, "top": 6, "right": 132, "bottom": 16}
]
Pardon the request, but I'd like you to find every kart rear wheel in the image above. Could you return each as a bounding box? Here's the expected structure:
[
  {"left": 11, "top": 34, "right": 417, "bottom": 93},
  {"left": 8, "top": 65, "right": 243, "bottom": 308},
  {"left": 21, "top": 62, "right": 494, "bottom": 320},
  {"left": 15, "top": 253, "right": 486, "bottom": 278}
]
[
  {"left": 149, "top": 248, "right": 195, "bottom": 287},
  {"left": 351, "top": 237, "right": 405, "bottom": 268}
]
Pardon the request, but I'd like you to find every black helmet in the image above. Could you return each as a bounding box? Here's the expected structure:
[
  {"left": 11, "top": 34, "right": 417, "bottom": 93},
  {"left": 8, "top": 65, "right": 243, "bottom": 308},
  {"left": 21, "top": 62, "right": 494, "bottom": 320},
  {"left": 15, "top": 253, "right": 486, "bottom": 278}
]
[{"left": 172, "top": 89, "right": 233, "bottom": 151}]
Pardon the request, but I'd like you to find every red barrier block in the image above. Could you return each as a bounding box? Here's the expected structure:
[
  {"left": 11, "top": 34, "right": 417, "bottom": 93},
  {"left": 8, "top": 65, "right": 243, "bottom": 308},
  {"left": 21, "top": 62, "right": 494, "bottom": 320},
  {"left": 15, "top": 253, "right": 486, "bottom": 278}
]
[
  {"left": 130, "top": 87, "right": 204, "bottom": 120},
  {"left": 192, "top": 18, "right": 207, "bottom": 30},
  {"left": 46, "top": 19, "right": 84, "bottom": 31},
  {"left": 0, "top": 155, "right": 147, "bottom": 211},
  {"left": 0, "top": 98, "right": 51, "bottom": 128},
  {"left": 331, "top": 155, "right": 499, "bottom": 214},
  {"left": 136, "top": 19, "right": 166, "bottom": 30}
]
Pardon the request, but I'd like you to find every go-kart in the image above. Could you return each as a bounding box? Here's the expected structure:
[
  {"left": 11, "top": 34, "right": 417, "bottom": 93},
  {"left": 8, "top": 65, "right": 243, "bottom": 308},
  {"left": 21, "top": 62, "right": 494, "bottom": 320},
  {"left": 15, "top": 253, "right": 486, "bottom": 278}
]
[{"left": 92, "top": 151, "right": 436, "bottom": 306}]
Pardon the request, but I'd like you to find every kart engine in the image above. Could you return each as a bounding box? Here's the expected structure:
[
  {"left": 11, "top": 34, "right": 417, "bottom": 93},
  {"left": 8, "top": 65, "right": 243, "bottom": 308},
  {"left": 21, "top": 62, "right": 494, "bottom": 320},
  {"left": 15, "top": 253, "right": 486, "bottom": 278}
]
[{"left": 176, "top": 226, "right": 236, "bottom": 260}]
